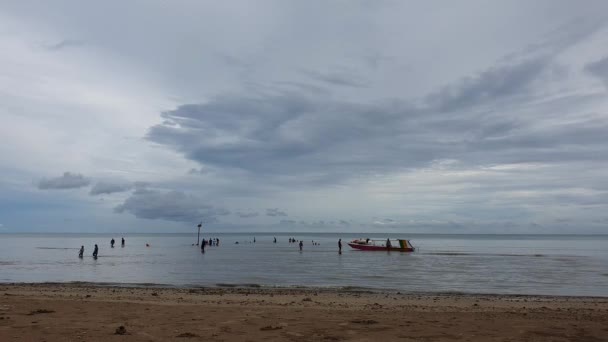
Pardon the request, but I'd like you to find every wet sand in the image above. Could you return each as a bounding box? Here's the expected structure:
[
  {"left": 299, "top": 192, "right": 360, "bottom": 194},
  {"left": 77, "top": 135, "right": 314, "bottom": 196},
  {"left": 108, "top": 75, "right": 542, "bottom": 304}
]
[{"left": 1, "top": 283, "right": 607, "bottom": 341}]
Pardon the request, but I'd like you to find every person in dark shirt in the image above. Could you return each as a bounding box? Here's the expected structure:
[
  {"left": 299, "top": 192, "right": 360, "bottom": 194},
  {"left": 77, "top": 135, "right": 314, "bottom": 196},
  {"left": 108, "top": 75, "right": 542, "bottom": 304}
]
[
  {"left": 93, "top": 244, "right": 99, "bottom": 258},
  {"left": 78, "top": 246, "right": 84, "bottom": 258},
  {"left": 299, "top": 240, "right": 303, "bottom": 251},
  {"left": 338, "top": 239, "right": 342, "bottom": 254},
  {"left": 121, "top": 237, "right": 125, "bottom": 247}
]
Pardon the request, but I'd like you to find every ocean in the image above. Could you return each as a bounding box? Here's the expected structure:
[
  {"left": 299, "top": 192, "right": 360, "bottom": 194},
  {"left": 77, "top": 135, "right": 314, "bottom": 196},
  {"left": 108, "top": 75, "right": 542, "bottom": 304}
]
[{"left": 1, "top": 233, "right": 607, "bottom": 297}]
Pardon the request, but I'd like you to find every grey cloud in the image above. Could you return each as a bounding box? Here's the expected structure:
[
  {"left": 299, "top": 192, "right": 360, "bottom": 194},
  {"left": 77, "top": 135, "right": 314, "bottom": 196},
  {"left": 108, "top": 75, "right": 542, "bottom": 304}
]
[
  {"left": 45, "top": 39, "right": 85, "bottom": 51},
  {"left": 235, "top": 211, "right": 259, "bottom": 218},
  {"left": 303, "top": 69, "right": 369, "bottom": 88},
  {"left": 425, "top": 58, "right": 547, "bottom": 112},
  {"left": 585, "top": 57, "right": 608, "bottom": 87},
  {"left": 38, "top": 172, "right": 91, "bottom": 190},
  {"left": 215, "top": 208, "right": 232, "bottom": 216},
  {"left": 114, "top": 189, "right": 227, "bottom": 223},
  {"left": 146, "top": 51, "right": 607, "bottom": 187},
  {"left": 266, "top": 208, "right": 287, "bottom": 217},
  {"left": 188, "top": 168, "right": 210, "bottom": 175},
  {"left": 142, "top": 18, "right": 608, "bottom": 190},
  {"left": 89, "top": 181, "right": 133, "bottom": 196}
]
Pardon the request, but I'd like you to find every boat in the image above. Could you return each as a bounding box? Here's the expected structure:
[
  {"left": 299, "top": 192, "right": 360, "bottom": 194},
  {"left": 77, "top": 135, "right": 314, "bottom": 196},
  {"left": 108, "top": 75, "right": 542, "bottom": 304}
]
[{"left": 348, "top": 238, "right": 415, "bottom": 252}]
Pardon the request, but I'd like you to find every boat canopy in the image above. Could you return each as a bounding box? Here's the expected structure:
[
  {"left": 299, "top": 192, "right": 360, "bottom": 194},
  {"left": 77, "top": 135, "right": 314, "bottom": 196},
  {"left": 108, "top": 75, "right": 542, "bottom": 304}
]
[{"left": 397, "top": 239, "right": 414, "bottom": 249}]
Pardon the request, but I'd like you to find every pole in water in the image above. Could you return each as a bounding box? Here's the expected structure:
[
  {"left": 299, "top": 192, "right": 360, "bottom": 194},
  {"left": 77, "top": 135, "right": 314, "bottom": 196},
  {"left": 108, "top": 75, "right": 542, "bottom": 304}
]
[{"left": 197, "top": 222, "right": 202, "bottom": 246}]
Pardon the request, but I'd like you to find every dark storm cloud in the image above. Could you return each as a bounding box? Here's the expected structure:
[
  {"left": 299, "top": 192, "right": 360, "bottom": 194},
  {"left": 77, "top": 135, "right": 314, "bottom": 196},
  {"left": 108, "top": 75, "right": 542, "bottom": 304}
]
[
  {"left": 89, "top": 181, "right": 133, "bottom": 196},
  {"left": 114, "top": 188, "right": 228, "bottom": 223},
  {"left": 266, "top": 208, "right": 287, "bottom": 217},
  {"left": 37, "top": 172, "right": 91, "bottom": 190}
]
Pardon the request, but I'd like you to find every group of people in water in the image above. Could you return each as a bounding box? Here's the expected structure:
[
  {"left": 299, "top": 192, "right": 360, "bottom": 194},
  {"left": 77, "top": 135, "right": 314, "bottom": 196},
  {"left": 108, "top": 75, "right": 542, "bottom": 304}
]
[
  {"left": 200, "top": 238, "right": 220, "bottom": 253},
  {"left": 110, "top": 237, "right": 125, "bottom": 248},
  {"left": 78, "top": 237, "right": 125, "bottom": 258}
]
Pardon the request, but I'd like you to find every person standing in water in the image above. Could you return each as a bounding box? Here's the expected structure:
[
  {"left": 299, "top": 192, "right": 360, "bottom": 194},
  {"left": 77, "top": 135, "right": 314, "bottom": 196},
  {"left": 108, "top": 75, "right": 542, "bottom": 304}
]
[
  {"left": 93, "top": 244, "right": 98, "bottom": 258},
  {"left": 338, "top": 239, "right": 342, "bottom": 254},
  {"left": 111, "top": 238, "right": 115, "bottom": 248},
  {"left": 121, "top": 237, "right": 125, "bottom": 247},
  {"left": 299, "top": 240, "right": 303, "bottom": 251},
  {"left": 78, "top": 246, "right": 84, "bottom": 258},
  {"left": 273, "top": 237, "right": 277, "bottom": 243}
]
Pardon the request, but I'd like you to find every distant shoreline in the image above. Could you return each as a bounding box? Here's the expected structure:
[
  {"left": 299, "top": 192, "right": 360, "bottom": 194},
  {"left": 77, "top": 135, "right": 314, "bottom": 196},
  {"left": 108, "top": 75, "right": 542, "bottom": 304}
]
[{"left": 3, "top": 232, "right": 608, "bottom": 236}]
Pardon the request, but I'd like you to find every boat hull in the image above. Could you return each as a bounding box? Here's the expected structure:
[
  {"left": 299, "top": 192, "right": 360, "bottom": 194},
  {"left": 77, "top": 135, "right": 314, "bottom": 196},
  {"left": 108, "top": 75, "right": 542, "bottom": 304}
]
[{"left": 348, "top": 243, "right": 414, "bottom": 252}]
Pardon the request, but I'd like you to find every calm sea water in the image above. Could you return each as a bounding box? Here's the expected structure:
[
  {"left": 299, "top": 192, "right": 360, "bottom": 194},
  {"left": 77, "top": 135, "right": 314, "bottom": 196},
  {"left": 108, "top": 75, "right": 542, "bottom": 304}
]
[{"left": 1, "top": 233, "right": 607, "bottom": 296}]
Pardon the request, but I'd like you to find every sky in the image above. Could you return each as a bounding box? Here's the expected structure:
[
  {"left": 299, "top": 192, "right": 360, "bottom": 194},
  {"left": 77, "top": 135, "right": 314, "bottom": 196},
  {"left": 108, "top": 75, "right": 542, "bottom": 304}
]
[{"left": 2, "top": 1, "right": 608, "bottom": 233}]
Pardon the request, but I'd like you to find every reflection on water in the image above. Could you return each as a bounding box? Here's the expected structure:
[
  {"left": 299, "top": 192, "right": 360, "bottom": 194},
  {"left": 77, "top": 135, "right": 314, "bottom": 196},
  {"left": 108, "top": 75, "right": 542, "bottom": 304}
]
[{"left": 1, "top": 233, "right": 607, "bottom": 296}]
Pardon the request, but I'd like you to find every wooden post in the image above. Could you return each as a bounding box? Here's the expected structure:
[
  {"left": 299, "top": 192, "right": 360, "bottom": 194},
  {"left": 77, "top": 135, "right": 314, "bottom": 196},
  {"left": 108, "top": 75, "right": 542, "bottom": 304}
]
[{"left": 197, "top": 222, "right": 202, "bottom": 246}]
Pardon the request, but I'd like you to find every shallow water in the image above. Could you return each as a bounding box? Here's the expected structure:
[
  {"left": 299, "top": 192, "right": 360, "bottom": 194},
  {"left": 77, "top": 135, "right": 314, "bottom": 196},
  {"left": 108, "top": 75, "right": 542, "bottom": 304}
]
[{"left": 1, "top": 233, "right": 607, "bottom": 296}]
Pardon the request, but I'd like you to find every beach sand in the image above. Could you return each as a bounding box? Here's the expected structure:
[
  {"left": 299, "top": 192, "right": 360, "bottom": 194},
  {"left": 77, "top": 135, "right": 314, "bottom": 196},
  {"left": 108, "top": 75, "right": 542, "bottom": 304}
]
[{"left": 1, "top": 284, "right": 607, "bottom": 341}]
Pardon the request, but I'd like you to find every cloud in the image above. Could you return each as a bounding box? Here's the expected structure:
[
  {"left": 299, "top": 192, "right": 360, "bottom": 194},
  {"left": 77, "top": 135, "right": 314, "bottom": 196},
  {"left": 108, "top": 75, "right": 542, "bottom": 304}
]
[
  {"left": 114, "top": 188, "right": 228, "bottom": 223},
  {"left": 372, "top": 218, "right": 397, "bottom": 226},
  {"left": 425, "top": 57, "right": 547, "bottom": 111},
  {"left": 37, "top": 172, "right": 91, "bottom": 190},
  {"left": 89, "top": 181, "right": 133, "bottom": 196},
  {"left": 45, "top": 39, "right": 85, "bottom": 51},
  {"left": 235, "top": 211, "right": 259, "bottom": 218},
  {"left": 146, "top": 51, "right": 605, "bottom": 188},
  {"left": 266, "top": 208, "right": 287, "bottom": 217},
  {"left": 5, "top": 1, "right": 608, "bottom": 233},
  {"left": 585, "top": 56, "right": 608, "bottom": 87},
  {"left": 303, "top": 69, "right": 369, "bottom": 88}
]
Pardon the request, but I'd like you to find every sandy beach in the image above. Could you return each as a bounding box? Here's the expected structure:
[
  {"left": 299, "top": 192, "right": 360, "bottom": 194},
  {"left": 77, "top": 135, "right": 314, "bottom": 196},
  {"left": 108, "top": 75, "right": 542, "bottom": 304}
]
[{"left": 0, "top": 284, "right": 607, "bottom": 341}]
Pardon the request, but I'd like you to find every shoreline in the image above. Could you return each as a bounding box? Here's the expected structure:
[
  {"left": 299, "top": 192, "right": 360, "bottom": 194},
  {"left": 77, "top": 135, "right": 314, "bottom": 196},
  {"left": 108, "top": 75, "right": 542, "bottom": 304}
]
[
  {"left": 2, "top": 281, "right": 608, "bottom": 299},
  {"left": 1, "top": 283, "right": 607, "bottom": 341}
]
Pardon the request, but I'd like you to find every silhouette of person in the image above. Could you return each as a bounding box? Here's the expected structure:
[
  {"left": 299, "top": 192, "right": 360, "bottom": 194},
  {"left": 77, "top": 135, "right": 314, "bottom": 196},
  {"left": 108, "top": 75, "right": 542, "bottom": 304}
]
[
  {"left": 93, "top": 244, "right": 98, "bottom": 258},
  {"left": 78, "top": 246, "right": 84, "bottom": 258},
  {"left": 121, "top": 237, "right": 125, "bottom": 247},
  {"left": 338, "top": 239, "right": 342, "bottom": 254},
  {"left": 299, "top": 240, "right": 303, "bottom": 251}
]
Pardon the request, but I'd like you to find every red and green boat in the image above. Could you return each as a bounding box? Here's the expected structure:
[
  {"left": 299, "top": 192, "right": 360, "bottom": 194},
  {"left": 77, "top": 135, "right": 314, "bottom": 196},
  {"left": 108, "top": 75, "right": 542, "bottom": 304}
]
[{"left": 348, "top": 238, "right": 415, "bottom": 252}]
